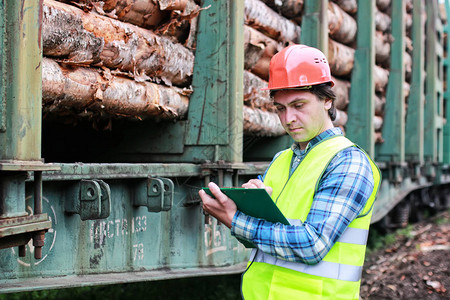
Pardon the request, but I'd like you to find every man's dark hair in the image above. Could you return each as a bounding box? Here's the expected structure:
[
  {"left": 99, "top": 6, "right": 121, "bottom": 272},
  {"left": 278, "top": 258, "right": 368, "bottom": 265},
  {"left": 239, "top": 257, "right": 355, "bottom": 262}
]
[
  {"left": 310, "top": 83, "right": 336, "bottom": 121},
  {"left": 270, "top": 83, "right": 337, "bottom": 121}
]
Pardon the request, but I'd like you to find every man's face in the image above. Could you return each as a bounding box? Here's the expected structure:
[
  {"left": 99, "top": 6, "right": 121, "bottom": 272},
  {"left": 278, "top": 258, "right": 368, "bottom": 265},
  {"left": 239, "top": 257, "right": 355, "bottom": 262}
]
[{"left": 273, "top": 89, "right": 333, "bottom": 149}]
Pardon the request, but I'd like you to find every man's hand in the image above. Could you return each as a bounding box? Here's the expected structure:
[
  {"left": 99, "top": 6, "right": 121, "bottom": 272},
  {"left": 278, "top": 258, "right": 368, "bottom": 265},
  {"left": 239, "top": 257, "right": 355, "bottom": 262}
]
[
  {"left": 242, "top": 179, "right": 273, "bottom": 196},
  {"left": 198, "top": 182, "right": 237, "bottom": 228}
]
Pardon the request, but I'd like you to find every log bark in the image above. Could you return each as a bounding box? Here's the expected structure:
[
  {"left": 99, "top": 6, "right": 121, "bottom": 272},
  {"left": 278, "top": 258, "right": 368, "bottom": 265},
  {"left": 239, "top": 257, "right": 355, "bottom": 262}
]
[
  {"left": 404, "top": 52, "right": 412, "bottom": 82},
  {"left": 100, "top": 0, "right": 169, "bottom": 28},
  {"left": 328, "top": 1, "right": 357, "bottom": 45},
  {"left": 405, "top": 12, "right": 413, "bottom": 34},
  {"left": 42, "top": 57, "right": 189, "bottom": 120},
  {"left": 406, "top": 0, "right": 413, "bottom": 13},
  {"left": 244, "top": 26, "right": 282, "bottom": 72},
  {"left": 328, "top": 39, "right": 355, "bottom": 77},
  {"left": 251, "top": 54, "right": 272, "bottom": 81},
  {"left": 249, "top": 29, "right": 285, "bottom": 81},
  {"left": 331, "top": 0, "right": 357, "bottom": 15},
  {"left": 374, "top": 131, "right": 384, "bottom": 143},
  {"left": 244, "top": 26, "right": 266, "bottom": 71},
  {"left": 154, "top": 0, "right": 202, "bottom": 47},
  {"left": 260, "top": 0, "right": 304, "bottom": 23},
  {"left": 57, "top": 0, "right": 190, "bottom": 28},
  {"left": 375, "top": 8, "right": 391, "bottom": 32},
  {"left": 375, "top": 94, "right": 386, "bottom": 116},
  {"left": 332, "top": 109, "right": 348, "bottom": 127},
  {"left": 375, "top": 31, "right": 391, "bottom": 67},
  {"left": 376, "top": 0, "right": 391, "bottom": 13},
  {"left": 405, "top": 36, "right": 413, "bottom": 54},
  {"left": 404, "top": 81, "right": 411, "bottom": 99},
  {"left": 332, "top": 76, "right": 350, "bottom": 110},
  {"left": 43, "top": 0, "right": 194, "bottom": 87},
  {"left": 244, "top": 0, "right": 301, "bottom": 42},
  {"left": 374, "top": 65, "right": 389, "bottom": 93},
  {"left": 243, "top": 106, "right": 285, "bottom": 137},
  {"left": 243, "top": 71, "right": 275, "bottom": 112},
  {"left": 373, "top": 115, "right": 383, "bottom": 131}
]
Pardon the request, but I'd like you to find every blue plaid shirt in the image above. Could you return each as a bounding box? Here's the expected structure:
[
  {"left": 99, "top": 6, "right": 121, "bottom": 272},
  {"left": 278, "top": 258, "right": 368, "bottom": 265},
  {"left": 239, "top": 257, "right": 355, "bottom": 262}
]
[{"left": 231, "top": 127, "right": 375, "bottom": 265}]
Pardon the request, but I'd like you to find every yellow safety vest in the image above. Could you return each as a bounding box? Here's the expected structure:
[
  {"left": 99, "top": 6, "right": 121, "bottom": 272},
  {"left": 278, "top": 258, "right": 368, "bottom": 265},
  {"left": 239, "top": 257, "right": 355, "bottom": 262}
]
[{"left": 241, "top": 135, "right": 381, "bottom": 300}]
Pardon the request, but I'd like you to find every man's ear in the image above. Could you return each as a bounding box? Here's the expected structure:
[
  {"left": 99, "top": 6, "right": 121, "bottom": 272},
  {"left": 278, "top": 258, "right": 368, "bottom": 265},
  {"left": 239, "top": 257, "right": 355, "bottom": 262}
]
[{"left": 324, "top": 98, "right": 332, "bottom": 110}]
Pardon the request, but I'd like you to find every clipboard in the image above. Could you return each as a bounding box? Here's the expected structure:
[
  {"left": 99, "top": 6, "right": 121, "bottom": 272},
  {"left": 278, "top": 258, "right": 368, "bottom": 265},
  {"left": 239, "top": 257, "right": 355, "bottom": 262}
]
[{"left": 202, "top": 188, "right": 290, "bottom": 248}]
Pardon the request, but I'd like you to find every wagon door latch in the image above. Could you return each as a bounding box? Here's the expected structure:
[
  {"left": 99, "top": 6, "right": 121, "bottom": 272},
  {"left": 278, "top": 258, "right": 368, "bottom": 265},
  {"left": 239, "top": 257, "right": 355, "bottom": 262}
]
[
  {"left": 65, "top": 180, "right": 111, "bottom": 220},
  {"left": 134, "top": 177, "right": 174, "bottom": 212}
]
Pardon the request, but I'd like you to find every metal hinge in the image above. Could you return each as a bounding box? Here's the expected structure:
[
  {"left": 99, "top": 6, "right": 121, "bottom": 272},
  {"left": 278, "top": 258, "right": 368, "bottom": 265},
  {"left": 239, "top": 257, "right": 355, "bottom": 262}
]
[
  {"left": 65, "top": 180, "right": 111, "bottom": 220},
  {"left": 134, "top": 177, "right": 174, "bottom": 212}
]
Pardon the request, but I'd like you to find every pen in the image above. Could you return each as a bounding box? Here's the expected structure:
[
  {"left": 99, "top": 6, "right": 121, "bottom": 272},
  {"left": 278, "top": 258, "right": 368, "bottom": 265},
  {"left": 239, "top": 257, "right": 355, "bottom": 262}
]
[{"left": 257, "top": 175, "right": 264, "bottom": 182}]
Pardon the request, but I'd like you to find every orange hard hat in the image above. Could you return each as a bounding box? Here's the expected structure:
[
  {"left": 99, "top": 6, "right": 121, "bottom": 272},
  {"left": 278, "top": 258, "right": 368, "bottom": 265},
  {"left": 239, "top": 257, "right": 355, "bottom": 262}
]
[{"left": 263, "top": 44, "right": 334, "bottom": 90}]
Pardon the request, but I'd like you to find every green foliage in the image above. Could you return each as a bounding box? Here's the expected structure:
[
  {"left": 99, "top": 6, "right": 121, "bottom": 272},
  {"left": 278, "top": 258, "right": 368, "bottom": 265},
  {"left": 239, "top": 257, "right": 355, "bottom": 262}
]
[
  {"left": 433, "top": 209, "right": 450, "bottom": 225},
  {"left": 366, "top": 224, "right": 413, "bottom": 255},
  {"left": 0, "top": 275, "right": 242, "bottom": 300}
]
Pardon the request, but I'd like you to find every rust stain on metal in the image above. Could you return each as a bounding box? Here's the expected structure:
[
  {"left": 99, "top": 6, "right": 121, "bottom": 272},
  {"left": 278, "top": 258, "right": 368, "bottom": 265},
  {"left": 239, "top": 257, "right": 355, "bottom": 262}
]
[
  {"left": 20, "top": 0, "right": 25, "bottom": 20},
  {"left": 0, "top": 214, "right": 47, "bottom": 227}
]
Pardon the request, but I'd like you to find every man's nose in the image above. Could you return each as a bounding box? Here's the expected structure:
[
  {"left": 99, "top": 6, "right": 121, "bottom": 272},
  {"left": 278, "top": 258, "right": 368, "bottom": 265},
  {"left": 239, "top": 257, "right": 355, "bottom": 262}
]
[{"left": 285, "top": 107, "right": 296, "bottom": 125}]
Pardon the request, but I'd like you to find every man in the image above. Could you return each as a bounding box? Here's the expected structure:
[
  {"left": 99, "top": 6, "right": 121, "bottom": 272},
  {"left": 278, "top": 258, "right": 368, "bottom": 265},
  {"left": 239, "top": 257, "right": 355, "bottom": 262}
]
[{"left": 199, "top": 44, "right": 380, "bottom": 299}]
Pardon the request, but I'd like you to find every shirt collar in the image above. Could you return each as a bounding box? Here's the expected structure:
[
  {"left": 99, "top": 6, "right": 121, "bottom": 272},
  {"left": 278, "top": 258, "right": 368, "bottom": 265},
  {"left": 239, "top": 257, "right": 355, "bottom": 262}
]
[{"left": 290, "top": 127, "right": 343, "bottom": 156}]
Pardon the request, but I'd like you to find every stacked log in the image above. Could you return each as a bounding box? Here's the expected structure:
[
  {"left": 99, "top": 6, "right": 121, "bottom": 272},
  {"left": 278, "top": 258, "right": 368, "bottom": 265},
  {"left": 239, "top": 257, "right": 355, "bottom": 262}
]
[
  {"left": 242, "top": 0, "right": 300, "bottom": 137},
  {"left": 244, "top": 71, "right": 274, "bottom": 113},
  {"left": 260, "top": 0, "right": 304, "bottom": 23},
  {"left": 376, "top": 0, "right": 391, "bottom": 13},
  {"left": 42, "top": 0, "right": 195, "bottom": 123},
  {"left": 57, "top": 0, "right": 202, "bottom": 47},
  {"left": 404, "top": 0, "right": 413, "bottom": 117},
  {"left": 332, "top": 109, "right": 348, "bottom": 128},
  {"left": 328, "top": 2, "right": 357, "bottom": 46},
  {"left": 375, "top": 9, "right": 391, "bottom": 32},
  {"left": 244, "top": 0, "right": 301, "bottom": 43},
  {"left": 331, "top": 0, "right": 357, "bottom": 15},
  {"left": 375, "top": 30, "right": 391, "bottom": 67},
  {"left": 242, "top": 0, "right": 415, "bottom": 140},
  {"left": 328, "top": 39, "right": 355, "bottom": 77},
  {"left": 244, "top": 25, "right": 284, "bottom": 81},
  {"left": 42, "top": 58, "right": 189, "bottom": 120},
  {"left": 374, "top": 65, "right": 390, "bottom": 93},
  {"left": 45, "top": 0, "right": 194, "bottom": 86},
  {"left": 332, "top": 76, "right": 351, "bottom": 110},
  {"left": 41, "top": 0, "right": 418, "bottom": 141},
  {"left": 375, "top": 94, "right": 386, "bottom": 116},
  {"left": 244, "top": 26, "right": 269, "bottom": 71},
  {"left": 243, "top": 106, "right": 285, "bottom": 137},
  {"left": 243, "top": 0, "right": 419, "bottom": 143},
  {"left": 372, "top": 0, "right": 391, "bottom": 141}
]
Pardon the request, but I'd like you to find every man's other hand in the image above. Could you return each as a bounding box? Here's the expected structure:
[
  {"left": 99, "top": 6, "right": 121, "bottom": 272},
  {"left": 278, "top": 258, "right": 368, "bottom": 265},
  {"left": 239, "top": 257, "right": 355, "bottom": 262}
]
[{"left": 242, "top": 179, "right": 273, "bottom": 196}]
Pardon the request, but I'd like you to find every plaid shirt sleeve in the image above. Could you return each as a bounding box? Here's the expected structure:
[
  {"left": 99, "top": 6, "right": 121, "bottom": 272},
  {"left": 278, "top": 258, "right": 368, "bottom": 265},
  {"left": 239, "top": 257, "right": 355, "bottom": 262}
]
[{"left": 230, "top": 147, "right": 375, "bottom": 265}]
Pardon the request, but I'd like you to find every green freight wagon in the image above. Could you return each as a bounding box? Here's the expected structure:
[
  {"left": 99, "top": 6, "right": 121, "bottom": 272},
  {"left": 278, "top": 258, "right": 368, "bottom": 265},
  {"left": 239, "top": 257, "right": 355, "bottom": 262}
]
[{"left": 1, "top": 0, "right": 449, "bottom": 292}]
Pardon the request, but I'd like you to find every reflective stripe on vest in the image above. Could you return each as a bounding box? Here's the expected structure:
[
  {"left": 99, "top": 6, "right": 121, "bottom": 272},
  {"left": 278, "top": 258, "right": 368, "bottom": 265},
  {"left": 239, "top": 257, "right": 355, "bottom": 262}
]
[
  {"left": 287, "top": 219, "right": 369, "bottom": 246},
  {"left": 253, "top": 250, "right": 363, "bottom": 282},
  {"left": 252, "top": 220, "right": 369, "bottom": 282}
]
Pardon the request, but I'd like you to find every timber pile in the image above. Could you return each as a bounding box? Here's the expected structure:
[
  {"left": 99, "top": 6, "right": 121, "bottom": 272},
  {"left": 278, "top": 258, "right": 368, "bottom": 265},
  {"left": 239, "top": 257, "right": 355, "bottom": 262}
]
[
  {"left": 373, "top": 1, "right": 389, "bottom": 143},
  {"left": 242, "top": 0, "right": 398, "bottom": 138},
  {"left": 42, "top": 58, "right": 189, "bottom": 120},
  {"left": 242, "top": 0, "right": 301, "bottom": 136},
  {"left": 43, "top": 0, "right": 418, "bottom": 140},
  {"left": 42, "top": 0, "right": 199, "bottom": 122}
]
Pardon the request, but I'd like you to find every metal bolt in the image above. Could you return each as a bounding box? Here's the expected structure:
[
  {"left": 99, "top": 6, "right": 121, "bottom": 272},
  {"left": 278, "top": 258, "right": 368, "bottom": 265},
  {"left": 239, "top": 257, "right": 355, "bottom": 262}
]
[
  {"left": 19, "top": 245, "right": 26, "bottom": 257},
  {"left": 33, "top": 231, "right": 45, "bottom": 259}
]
